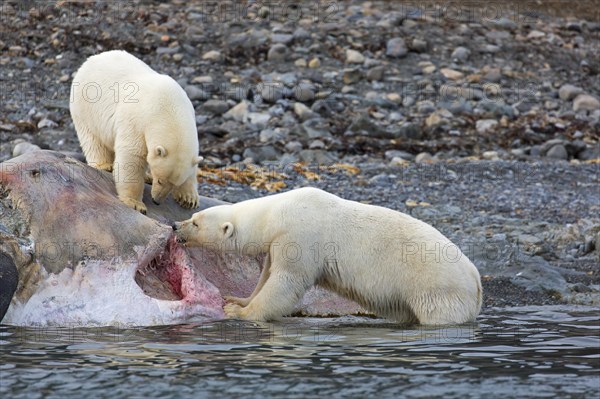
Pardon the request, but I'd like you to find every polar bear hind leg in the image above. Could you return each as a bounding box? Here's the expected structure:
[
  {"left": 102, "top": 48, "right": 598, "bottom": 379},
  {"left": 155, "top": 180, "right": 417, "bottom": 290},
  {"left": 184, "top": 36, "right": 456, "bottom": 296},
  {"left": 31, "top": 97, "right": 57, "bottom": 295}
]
[
  {"left": 77, "top": 125, "right": 114, "bottom": 172},
  {"left": 408, "top": 290, "right": 475, "bottom": 325},
  {"left": 112, "top": 137, "right": 147, "bottom": 214}
]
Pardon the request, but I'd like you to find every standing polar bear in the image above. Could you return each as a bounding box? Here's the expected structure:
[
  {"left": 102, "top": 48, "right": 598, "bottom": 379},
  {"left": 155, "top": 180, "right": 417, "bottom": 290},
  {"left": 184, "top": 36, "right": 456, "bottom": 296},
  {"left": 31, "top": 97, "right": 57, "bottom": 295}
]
[
  {"left": 174, "top": 187, "right": 482, "bottom": 325},
  {"left": 70, "top": 50, "right": 201, "bottom": 214}
]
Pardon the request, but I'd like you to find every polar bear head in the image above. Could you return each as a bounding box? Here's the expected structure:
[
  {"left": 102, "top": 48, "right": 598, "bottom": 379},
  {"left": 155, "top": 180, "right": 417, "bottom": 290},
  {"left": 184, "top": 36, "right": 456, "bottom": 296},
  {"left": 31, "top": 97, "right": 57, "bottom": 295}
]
[
  {"left": 173, "top": 205, "right": 237, "bottom": 251},
  {"left": 147, "top": 145, "right": 201, "bottom": 204}
]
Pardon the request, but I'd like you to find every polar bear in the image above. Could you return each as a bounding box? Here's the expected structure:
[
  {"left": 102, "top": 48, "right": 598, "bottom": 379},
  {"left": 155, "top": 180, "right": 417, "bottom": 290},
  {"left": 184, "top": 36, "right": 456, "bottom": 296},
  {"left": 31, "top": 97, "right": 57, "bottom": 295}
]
[
  {"left": 173, "top": 187, "right": 482, "bottom": 325},
  {"left": 70, "top": 50, "right": 201, "bottom": 213}
]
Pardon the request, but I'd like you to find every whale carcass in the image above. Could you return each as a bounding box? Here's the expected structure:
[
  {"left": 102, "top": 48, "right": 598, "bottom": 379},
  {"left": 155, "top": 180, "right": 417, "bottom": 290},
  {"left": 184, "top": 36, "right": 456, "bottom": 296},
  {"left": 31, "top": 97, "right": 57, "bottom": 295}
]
[{"left": 0, "top": 151, "right": 364, "bottom": 326}]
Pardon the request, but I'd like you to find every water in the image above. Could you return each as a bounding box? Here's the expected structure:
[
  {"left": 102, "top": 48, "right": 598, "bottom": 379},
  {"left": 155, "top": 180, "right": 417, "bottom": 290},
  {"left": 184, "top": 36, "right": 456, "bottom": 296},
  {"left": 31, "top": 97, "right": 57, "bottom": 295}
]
[{"left": 1, "top": 306, "right": 598, "bottom": 398}]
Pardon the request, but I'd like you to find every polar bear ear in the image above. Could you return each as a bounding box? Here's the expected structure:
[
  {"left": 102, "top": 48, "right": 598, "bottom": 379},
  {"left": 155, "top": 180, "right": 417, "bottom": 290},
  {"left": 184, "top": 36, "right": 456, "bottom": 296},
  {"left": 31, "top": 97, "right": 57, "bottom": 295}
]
[
  {"left": 155, "top": 146, "right": 167, "bottom": 157},
  {"left": 221, "top": 222, "right": 234, "bottom": 238},
  {"left": 193, "top": 156, "right": 203, "bottom": 166}
]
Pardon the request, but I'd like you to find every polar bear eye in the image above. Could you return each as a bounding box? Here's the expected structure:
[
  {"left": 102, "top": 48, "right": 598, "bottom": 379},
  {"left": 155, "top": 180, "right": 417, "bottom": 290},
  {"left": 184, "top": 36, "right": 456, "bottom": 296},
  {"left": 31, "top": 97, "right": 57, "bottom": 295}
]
[
  {"left": 157, "top": 179, "right": 163, "bottom": 185},
  {"left": 192, "top": 221, "right": 198, "bottom": 227}
]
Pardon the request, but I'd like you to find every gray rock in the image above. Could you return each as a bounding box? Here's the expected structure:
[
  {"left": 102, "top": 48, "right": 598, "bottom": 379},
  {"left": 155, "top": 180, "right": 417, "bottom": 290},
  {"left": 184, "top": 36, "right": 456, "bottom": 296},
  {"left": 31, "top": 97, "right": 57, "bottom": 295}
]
[
  {"left": 261, "top": 83, "right": 284, "bottom": 103},
  {"left": 439, "top": 98, "right": 473, "bottom": 115},
  {"left": 486, "top": 30, "right": 511, "bottom": 41},
  {"left": 415, "top": 152, "right": 433, "bottom": 163},
  {"left": 223, "top": 101, "right": 250, "bottom": 122},
  {"left": 217, "top": 120, "right": 244, "bottom": 138},
  {"left": 247, "top": 112, "right": 271, "bottom": 129},
  {"left": 202, "top": 50, "right": 222, "bottom": 61},
  {"left": 492, "top": 17, "right": 517, "bottom": 30},
  {"left": 293, "top": 102, "right": 319, "bottom": 121},
  {"left": 242, "top": 146, "right": 281, "bottom": 163},
  {"left": 366, "top": 66, "right": 385, "bottom": 81},
  {"left": 13, "top": 142, "right": 41, "bottom": 158},
  {"left": 271, "top": 34, "right": 293, "bottom": 45},
  {"left": 478, "top": 100, "right": 515, "bottom": 118},
  {"left": 265, "top": 71, "right": 297, "bottom": 86},
  {"left": 476, "top": 119, "right": 498, "bottom": 134},
  {"left": 388, "top": 111, "right": 404, "bottom": 122},
  {"left": 416, "top": 100, "right": 436, "bottom": 114},
  {"left": 311, "top": 100, "right": 342, "bottom": 117},
  {"left": 221, "top": 186, "right": 260, "bottom": 203},
  {"left": 527, "top": 30, "right": 546, "bottom": 40},
  {"left": 511, "top": 148, "right": 527, "bottom": 157},
  {"left": 37, "top": 118, "right": 57, "bottom": 129},
  {"left": 259, "top": 128, "right": 286, "bottom": 143},
  {"left": 202, "top": 99, "right": 230, "bottom": 115},
  {"left": 346, "top": 49, "right": 365, "bottom": 64},
  {"left": 299, "top": 118, "right": 331, "bottom": 138},
  {"left": 388, "top": 122, "right": 421, "bottom": 139},
  {"left": 369, "top": 173, "right": 396, "bottom": 186},
  {"left": 402, "top": 96, "right": 416, "bottom": 107},
  {"left": 482, "top": 151, "right": 500, "bottom": 161},
  {"left": 540, "top": 139, "right": 567, "bottom": 155},
  {"left": 558, "top": 84, "right": 583, "bottom": 101},
  {"left": 227, "top": 28, "right": 269, "bottom": 49},
  {"left": 482, "top": 44, "right": 501, "bottom": 53},
  {"left": 411, "top": 38, "right": 428, "bottom": 52},
  {"left": 482, "top": 69, "right": 502, "bottom": 83},
  {"left": 451, "top": 46, "right": 471, "bottom": 62},
  {"left": 278, "top": 153, "right": 299, "bottom": 165},
  {"left": 546, "top": 144, "right": 568, "bottom": 160},
  {"left": 566, "top": 21, "right": 582, "bottom": 32},
  {"left": 376, "top": 11, "right": 404, "bottom": 28},
  {"left": 284, "top": 141, "right": 303, "bottom": 153},
  {"left": 223, "top": 84, "right": 250, "bottom": 101},
  {"left": 309, "top": 139, "right": 326, "bottom": 149},
  {"left": 565, "top": 140, "right": 587, "bottom": 156},
  {"left": 294, "top": 83, "right": 316, "bottom": 102},
  {"left": 185, "top": 85, "right": 210, "bottom": 101},
  {"left": 385, "top": 150, "right": 415, "bottom": 161},
  {"left": 293, "top": 27, "right": 310, "bottom": 40},
  {"left": 577, "top": 144, "right": 600, "bottom": 161},
  {"left": 386, "top": 37, "right": 408, "bottom": 58},
  {"left": 298, "top": 149, "right": 337, "bottom": 164},
  {"left": 267, "top": 43, "right": 288, "bottom": 63},
  {"left": 342, "top": 68, "right": 362, "bottom": 84},
  {"left": 345, "top": 115, "right": 387, "bottom": 138},
  {"left": 157, "top": 46, "right": 180, "bottom": 55},
  {"left": 573, "top": 94, "right": 600, "bottom": 111},
  {"left": 425, "top": 110, "right": 452, "bottom": 128},
  {"left": 530, "top": 145, "right": 542, "bottom": 157}
]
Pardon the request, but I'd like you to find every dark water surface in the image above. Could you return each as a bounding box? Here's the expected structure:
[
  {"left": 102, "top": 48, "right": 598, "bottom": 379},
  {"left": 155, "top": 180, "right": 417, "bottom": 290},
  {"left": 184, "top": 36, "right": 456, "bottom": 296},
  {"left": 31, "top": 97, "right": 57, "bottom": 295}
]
[{"left": 1, "top": 306, "right": 599, "bottom": 398}]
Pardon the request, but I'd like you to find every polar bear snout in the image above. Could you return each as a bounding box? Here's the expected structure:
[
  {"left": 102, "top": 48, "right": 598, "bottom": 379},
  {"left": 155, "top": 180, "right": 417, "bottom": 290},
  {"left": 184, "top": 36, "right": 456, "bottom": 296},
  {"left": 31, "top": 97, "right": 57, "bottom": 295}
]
[
  {"left": 151, "top": 179, "right": 174, "bottom": 205},
  {"left": 172, "top": 220, "right": 194, "bottom": 246}
]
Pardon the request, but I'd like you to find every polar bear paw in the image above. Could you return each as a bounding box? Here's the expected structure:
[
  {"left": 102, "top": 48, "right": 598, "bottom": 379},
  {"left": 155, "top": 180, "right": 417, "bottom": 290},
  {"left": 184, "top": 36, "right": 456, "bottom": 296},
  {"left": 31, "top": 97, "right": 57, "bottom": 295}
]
[
  {"left": 174, "top": 190, "right": 200, "bottom": 209},
  {"left": 224, "top": 303, "right": 245, "bottom": 319},
  {"left": 224, "top": 295, "right": 251, "bottom": 307},
  {"left": 120, "top": 197, "right": 147, "bottom": 215},
  {"left": 95, "top": 163, "right": 113, "bottom": 173}
]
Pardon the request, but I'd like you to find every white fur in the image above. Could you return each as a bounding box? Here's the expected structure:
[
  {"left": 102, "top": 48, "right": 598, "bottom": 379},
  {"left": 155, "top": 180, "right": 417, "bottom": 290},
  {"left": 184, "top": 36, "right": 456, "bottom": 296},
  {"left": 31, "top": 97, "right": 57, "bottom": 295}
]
[
  {"left": 70, "top": 50, "right": 201, "bottom": 213},
  {"left": 176, "top": 187, "right": 483, "bottom": 325}
]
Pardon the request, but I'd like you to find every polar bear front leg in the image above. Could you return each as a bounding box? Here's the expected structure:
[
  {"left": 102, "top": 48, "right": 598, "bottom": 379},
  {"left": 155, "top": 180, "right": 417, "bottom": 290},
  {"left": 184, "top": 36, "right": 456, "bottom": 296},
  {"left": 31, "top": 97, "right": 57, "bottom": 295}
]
[
  {"left": 224, "top": 267, "right": 309, "bottom": 321},
  {"left": 113, "top": 149, "right": 147, "bottom": 214},
  {"left": 225, "top": 253, "right": 272, "bottom": 307},
  {"left": 172, "top": 174, "right": 200, "bottom": 209}
]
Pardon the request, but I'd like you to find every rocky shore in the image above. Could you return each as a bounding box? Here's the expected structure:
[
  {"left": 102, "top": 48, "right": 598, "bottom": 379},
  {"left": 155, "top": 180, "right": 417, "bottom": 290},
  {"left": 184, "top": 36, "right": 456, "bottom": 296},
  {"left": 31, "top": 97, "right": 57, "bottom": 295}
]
[{"left": 0, "top": 1, "right": 598, "bottom": 309}]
